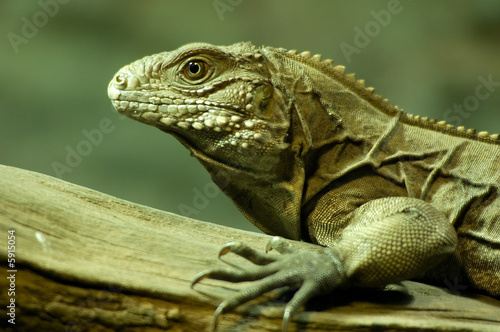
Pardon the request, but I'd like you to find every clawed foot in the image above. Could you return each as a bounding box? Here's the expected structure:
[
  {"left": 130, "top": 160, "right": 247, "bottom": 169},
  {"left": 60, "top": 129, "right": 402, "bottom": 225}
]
[{"left": 191, "top": 236, "right": 345, "bottom": 332}]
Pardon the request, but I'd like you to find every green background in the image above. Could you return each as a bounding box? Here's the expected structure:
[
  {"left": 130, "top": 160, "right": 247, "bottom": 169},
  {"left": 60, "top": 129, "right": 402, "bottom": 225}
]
[{"left": 1, "top": 0, "right": 499, "bottom": 232}]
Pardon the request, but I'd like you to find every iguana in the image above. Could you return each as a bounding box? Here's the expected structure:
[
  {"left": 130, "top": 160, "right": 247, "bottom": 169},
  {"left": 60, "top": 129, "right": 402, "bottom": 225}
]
[{"left": 108, "top": 42, "right": 500, "bottom": 331}]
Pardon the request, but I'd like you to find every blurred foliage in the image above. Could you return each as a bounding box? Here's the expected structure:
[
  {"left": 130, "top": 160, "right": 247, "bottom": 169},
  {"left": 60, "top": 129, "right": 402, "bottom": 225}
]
[{"left": 1, "top": 0, "right": 499, "bottom": 232}]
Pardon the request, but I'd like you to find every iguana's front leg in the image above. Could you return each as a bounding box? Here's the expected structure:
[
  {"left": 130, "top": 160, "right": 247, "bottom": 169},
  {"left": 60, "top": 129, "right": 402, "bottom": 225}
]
[{"left": 192, "top": 197, "right": 458, "bottom": 331}]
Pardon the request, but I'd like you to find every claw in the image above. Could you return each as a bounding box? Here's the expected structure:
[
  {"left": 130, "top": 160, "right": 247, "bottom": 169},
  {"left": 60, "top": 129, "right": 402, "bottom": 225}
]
[
  {"left": 191, "top": 270, "right": 211, "bottom": 288},
  {"left": 210, "top": 304, "right": 225, "bottom": 332},
  {"left": 265, "top": 242, "right": 273, "bottom": 253},
  {"left": 218, "top": 242, "right": 237, "bottom": 258},
  {"left": 282, "top": 308, "right": 291, "bottom": 332},
  {"left": 265, "top": 236, "right": 279, "bottom": 253},
  {"left": 266, "top": 236, "right": 295, "bottom": 254}
]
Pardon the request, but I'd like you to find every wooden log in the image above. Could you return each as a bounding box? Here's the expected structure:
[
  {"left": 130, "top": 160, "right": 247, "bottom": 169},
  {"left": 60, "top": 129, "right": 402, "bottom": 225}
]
[{"left": 0, "top": 164, "right": 499, "bottom": 331}]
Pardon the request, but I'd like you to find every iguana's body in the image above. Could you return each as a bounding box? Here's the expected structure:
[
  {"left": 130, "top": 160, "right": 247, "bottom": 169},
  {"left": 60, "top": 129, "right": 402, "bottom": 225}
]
[{"left": 108, "top": 42, "right": 500, "bottom": 330}]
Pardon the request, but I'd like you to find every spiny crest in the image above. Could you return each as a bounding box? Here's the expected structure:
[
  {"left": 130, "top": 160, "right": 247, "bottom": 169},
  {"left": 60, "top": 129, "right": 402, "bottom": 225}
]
[
  {"left": 279, "top": 47, "right": 400, "bottom": 114},
  {"left": 405, "top": 114, "right": 500, "bottom": 142},
  {"left": 241, "top": 52, "right": 263, "bottom": 60},
  {"left": 276, "top": 46, "right": 500, "bottom": 143}
]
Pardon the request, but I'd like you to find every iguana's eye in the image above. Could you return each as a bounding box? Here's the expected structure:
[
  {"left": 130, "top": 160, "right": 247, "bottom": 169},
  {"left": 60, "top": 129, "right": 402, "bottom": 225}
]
[{"left": 182, "top": 60, "right": 210, "bottom": 80}]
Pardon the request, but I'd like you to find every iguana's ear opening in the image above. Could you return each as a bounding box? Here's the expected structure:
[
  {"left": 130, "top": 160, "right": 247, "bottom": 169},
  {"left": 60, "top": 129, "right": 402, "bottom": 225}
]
[{"left": 253, "top": 83, "right": 274, "bottom": 115}]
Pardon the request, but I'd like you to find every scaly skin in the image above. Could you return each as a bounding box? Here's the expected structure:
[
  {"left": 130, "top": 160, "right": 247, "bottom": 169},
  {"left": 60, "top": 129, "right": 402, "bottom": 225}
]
[{"left": 108, "top": 42, "right": 500, "bottom": 331}]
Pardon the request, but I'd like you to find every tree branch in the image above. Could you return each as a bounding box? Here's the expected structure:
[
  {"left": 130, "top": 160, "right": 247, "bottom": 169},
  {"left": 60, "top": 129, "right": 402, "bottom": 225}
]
[{"left": 0, "top": 164, "right": 499, "bottom": 331}]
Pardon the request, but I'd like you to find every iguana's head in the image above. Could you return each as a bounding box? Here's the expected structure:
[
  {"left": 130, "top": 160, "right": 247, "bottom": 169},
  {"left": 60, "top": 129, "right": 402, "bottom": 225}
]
[
  {"left": 108, "top": 42, "right": 292, "bottom": 175},
  {"left": 108, "top": 42, "right": 319, "bottom": 239}
]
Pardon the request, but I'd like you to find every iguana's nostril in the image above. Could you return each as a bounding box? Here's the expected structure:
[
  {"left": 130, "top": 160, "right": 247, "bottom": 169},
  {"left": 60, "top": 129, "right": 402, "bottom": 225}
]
[
  {"left": 114, "top": 73, "right": 127, "bottom": 88},
  {"left": 109, "top": 70, "right": 142, "bottom": 95},
  {"left": 107, "top": 73, "right": 128, "bottom": 100}
]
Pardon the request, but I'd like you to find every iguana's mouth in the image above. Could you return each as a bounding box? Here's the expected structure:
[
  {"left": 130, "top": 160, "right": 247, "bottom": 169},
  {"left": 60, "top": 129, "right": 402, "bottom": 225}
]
[
  {"left": 110, "top": 98, "right": 258, "bottom": 134},
  {"left": 108, "top": 71, "right": 259, "bottom": 133}
]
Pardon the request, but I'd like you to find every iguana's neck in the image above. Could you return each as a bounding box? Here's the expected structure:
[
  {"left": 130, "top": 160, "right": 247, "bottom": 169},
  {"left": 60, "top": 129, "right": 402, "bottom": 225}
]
[{"left": 263, "top": 46, "right": 404, "bottom": 180}]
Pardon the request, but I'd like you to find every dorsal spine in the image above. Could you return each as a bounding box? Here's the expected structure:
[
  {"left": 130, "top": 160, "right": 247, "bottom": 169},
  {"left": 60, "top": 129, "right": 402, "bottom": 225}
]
[{"left": 274, "top": 47, "right": 500, "bottom": 144}]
